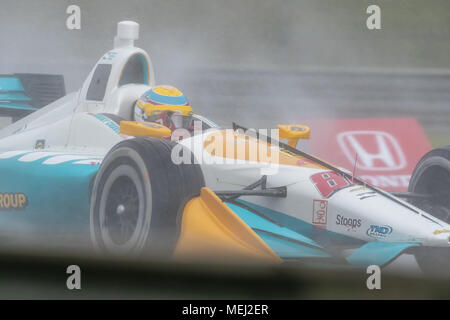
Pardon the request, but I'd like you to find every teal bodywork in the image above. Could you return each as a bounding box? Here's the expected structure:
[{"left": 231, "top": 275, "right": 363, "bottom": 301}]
[
  {"left": 0, "top": 78, "right": 24, "bottom": 91},
  {"left": 257, "top": 232, "right": 331, "bottom": 258},
  {"left": 227, "top": 200, "right": 418, "bottom": 266},
  {"left": 0, "top": 93, "right": 31, "bottom": 101},
  {"left": 0, "top": 149, "right": 418, "bottom": 265},
  {"left": 0, "top": 77, "right": 36, "bottom": 112},
  {"left": 0, "top": 103, "right": 36, "bottom": 111},
  {"left": 226, "top": 201, "right": 331, "bottom": 258},
  {"left": 0, "top": 151, "right": 101, "bottom": 238},
  {"left": 235, "top": 199, "right": 364, "bottom": 247},
  {"left": 226, "top": 202, "right": 323, "bottom": 248},
  {"left": 346, "top": 241, "right": 419, "bottom": 267}
]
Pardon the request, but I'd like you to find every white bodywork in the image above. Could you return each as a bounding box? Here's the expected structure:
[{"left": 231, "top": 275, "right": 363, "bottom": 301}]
[
  {"left": 179, "top": 132, "right": 450, "bottom": 248},
  {"left": 0, "top": 21, "right": 448, "bottom": 251},
  {"left": 0, "top": 21, "right": 153, "bottom": 155}
]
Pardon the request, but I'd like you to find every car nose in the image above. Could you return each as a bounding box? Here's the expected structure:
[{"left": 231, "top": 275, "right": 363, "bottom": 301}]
[{"left": 425, "top": 230, "right": 450, "bottom": 247}]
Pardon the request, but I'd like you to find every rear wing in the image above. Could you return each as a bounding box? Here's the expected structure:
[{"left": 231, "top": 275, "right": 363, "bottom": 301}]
[{"left": 0, "top": 73, "right": 65, "bottom": 121}]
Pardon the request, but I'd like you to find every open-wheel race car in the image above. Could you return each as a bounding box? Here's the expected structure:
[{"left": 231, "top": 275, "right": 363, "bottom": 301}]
[{"left": 0, "top": 21, "right": 449, "bottom": 273}]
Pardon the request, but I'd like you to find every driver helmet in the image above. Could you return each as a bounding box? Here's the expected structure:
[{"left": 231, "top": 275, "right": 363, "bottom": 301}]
[{"left": 134, "top": 85, "right": 193, "bottom": 131}]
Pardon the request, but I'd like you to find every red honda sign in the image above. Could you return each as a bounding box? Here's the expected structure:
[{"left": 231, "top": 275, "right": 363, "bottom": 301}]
[{"left": 301, "top": 118, "right": 431, "bottom": 192}]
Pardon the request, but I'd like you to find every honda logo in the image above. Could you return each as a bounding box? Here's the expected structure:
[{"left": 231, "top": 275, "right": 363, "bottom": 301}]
[{"left": 337, "top": 131, "right": 406, "bottom": 171}]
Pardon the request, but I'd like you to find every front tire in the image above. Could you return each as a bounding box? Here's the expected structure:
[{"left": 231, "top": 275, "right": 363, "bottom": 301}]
[
  {"left": 408, "top": 145, "right": 450, "bottom": 275},
  {"left": 90, "top": 137, "right": 204, "bottom": 257},
  {"left": 408, "top": 145, "right": 450, "bottom": 223}
]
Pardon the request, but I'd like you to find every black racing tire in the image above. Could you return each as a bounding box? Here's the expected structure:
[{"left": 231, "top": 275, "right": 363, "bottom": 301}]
[
  {"left": 408, "top": 145, "right": 450, "bottom": 223},
  {"left": 90, "top": 137, "right": 204, "bottom": 257},
  {"left": 408, "top": 145, "right": 450, "bottom": 275}
]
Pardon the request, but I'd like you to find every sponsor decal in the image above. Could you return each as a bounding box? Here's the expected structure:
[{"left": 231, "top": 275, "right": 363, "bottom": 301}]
[
  {"left": 367, "top": 225, "right": 392, "bottom": 238},
  {"left": 102, "top": 51, "right": 117, "bottom": 61},
  {"left": 310, "top": 171, "right": 352, "bottom": 198},
  {"left": 433, "top": 229, "right": 450, "bottom": 235},
  {"left": 0, "top": 192, "right": 28, "bottom": 210},
  {"left": 312, "top": 199, "right": 328, "bottom": 229},
  {"left": 35, "top": 139, "right": 46, "bottom": 150},
  {"left": 301, "top": 118, "right": 431, "bottom": 192},
  {"left": 303, "top": 118, "right": 431, "bottom": 192},
  {"left": 91, "top": 113, "right": 120, "bottom": 134},
  {"left": 337, "top": 131, "right": 406, "bottom": 171},
  {"left": 336, "top": 214, "right": 362, "bottom": 231}
]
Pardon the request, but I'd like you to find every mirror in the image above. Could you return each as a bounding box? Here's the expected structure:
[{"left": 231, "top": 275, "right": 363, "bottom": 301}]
[{"left": 277, "top": 124, "right": 310, "bottom": 148}]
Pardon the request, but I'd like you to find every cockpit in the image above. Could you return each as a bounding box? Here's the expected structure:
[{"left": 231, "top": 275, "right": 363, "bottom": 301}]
[{"left": 79, "top": 21, "right": 219, "bottom": 136}]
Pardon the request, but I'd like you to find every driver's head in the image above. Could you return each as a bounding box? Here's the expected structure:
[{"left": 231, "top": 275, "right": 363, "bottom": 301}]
[{"left": 134, "top": 85, "right": 193, "bottom": 131}]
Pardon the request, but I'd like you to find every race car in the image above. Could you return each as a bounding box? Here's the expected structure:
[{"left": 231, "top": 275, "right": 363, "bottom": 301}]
[{"left": 0, "top": 21, "right": 449, "bottom": 273}]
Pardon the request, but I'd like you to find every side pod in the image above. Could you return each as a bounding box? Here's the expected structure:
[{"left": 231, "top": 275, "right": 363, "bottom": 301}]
[{"left": 173, "top": 188, "right": 282, "bottom": 264}]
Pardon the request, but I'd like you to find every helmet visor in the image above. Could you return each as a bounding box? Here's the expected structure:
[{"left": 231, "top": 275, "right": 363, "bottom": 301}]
[{"left": 171, "top": 114, "right": 193, "bottom": 130}]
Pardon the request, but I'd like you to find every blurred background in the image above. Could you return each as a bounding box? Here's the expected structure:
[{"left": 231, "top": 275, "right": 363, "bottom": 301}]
[
  {"left": 0, "top": 0, "right": 449, "bottom": 143},
  {"left": 0, "top": 0, "right": 449, "bottom": 298}
]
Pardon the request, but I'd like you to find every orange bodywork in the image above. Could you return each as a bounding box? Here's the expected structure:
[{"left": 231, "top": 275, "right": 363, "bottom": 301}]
[
  {"left": 173, "top": 187, "right": 282, "bottom": 263},
  {"left": 203, "top": 129, "right": 327, "bottom": 169}
]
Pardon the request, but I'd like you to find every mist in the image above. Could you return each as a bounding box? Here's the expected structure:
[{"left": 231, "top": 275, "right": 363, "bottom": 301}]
[{"left": 1, "top": 0, "right": 449, "bottom": 136}]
